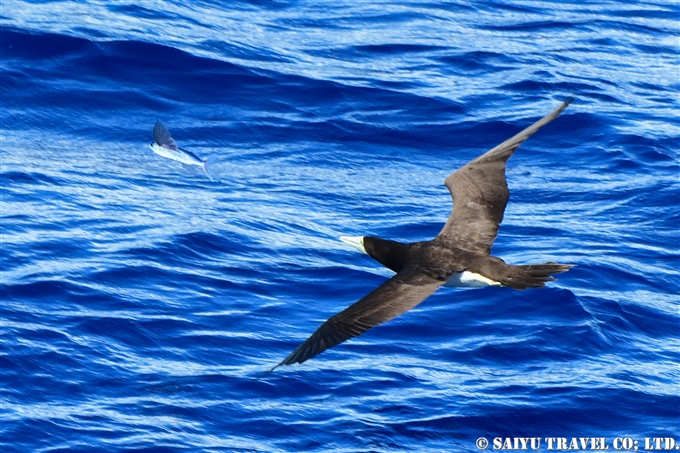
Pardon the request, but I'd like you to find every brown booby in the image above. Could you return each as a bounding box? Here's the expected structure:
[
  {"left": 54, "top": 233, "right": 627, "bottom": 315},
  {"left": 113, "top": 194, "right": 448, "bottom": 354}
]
[{"left": 272, "top": 98, "right": 575, "bottom": 370}]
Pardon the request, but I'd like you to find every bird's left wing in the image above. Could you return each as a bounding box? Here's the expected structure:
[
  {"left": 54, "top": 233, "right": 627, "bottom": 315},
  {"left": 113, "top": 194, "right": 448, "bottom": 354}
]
[
  {"left": 271, "top": 267, "right": 445, "bottom": 370},
  {"left": 153, "top": 120, "right": 179, "bottom": 150}
]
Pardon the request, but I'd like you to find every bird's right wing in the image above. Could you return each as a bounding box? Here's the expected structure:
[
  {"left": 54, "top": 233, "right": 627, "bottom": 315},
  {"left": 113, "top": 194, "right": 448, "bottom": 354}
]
[
  {"left": 271, "top": 267, "right": 446, "bottom": 370},
  {"left": 437, "top": 98, "right": 573, "bottom": 254},
  {"left": 153, "top": 121, "right": 179, "bottom": 150}
]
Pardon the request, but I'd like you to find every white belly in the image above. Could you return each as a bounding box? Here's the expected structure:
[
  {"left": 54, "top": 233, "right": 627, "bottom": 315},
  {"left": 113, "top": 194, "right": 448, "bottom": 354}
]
[
  {"left": 150, "top": 144, "right": 201, "bottom": 166},
  {"left": 444, "top": 271, "right": 501, "bottom": 288}
]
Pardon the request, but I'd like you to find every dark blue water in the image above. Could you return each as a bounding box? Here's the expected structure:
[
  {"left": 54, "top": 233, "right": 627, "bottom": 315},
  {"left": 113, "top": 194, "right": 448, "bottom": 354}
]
[{"left": 2, "top": 1, "right": 679, "bottom": 452}]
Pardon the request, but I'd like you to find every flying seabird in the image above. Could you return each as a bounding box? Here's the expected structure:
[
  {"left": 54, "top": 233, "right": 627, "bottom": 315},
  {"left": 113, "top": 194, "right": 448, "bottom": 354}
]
[
  {"left": 271, "top": 98, "right": 575, "bottom": 370},
  {"left": 149, "top": 120, "right": 214, "bottom": 182}
]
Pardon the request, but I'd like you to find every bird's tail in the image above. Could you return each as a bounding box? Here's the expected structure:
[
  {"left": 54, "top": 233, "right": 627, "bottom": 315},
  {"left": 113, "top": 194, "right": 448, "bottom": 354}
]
[
  {"left": 201, "top": 159, "right": 214, "bottom": 182},
  {"left": 501, "top": 262, "right": 575, "bottom": 290}
]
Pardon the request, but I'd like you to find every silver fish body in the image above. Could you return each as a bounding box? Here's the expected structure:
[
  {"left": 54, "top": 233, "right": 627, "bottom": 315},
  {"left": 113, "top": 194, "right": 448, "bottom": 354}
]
[{"left": 149, "top": 121, "right": 213, "bottom": 181}]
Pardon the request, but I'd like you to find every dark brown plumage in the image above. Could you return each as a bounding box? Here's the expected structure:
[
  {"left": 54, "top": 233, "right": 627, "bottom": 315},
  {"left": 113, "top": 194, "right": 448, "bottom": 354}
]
[{"left": 271, "top": 98, "right": 575, "bottom": 370}]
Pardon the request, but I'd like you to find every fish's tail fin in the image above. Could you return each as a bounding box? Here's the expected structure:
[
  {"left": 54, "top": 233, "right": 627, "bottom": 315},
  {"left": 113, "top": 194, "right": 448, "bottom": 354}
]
[{"left": 201, "top": 158, "right": 214, "bottom": 182}]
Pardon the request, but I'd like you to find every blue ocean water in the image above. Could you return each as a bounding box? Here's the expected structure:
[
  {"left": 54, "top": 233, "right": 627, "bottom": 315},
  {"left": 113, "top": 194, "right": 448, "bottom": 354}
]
[{"left": 1, "top": 0, "right": 678, "bottom": 451}]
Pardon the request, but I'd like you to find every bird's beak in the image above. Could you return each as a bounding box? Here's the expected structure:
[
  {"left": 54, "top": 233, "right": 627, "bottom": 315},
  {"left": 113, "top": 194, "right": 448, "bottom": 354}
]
[{"left": 340, "top": 236, "right": 367, "bottom": 254}]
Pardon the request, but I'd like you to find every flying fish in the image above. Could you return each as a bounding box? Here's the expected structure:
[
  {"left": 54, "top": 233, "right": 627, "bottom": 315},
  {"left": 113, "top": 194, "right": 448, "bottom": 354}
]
[{"left": 149, "top": 121, "right": 213, "bottom": 182}]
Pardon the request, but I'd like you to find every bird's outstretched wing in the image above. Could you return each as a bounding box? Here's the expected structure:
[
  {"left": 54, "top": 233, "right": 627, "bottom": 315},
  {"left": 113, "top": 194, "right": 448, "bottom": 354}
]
[
  {"left": 437, "top": 98, "right": 573, "bottom": 254},
  {"left": 271, "top": 267, "right": 445, "bottom": 370},
  {"left": 153, "top": 120, "right": 179, "bottom": 150}
]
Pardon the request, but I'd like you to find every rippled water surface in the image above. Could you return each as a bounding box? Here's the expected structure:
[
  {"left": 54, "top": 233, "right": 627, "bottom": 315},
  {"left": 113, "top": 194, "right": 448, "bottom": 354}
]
[{"left": 2, "top": 1, "right": 679, "bottom": 452}]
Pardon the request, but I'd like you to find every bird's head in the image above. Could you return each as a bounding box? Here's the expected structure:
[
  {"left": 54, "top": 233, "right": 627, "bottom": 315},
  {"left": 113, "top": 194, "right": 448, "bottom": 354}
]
[{"left": 340, "top": 236, "right": 411, "bottom": 273}]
